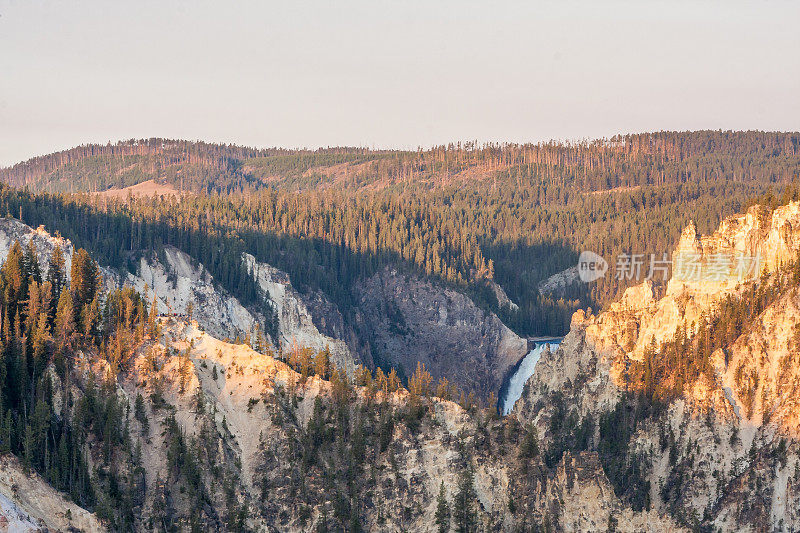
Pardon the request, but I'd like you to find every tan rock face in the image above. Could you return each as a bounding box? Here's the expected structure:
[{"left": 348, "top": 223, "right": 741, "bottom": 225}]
[
  {"left": 553, "top": 452, "right": 684, "bottom": 533},
  {"left": 714, "top": 288, "right": 800, "bottom": 435},
  {"left": 61, "top": 317, "right": 676, "bottom": 532},
  {"left": 569, "top": 202, "right": 800, "bottom": 367},
  {"left": 514, "top": 201, "right": 800, "bottom": 531},
  {"left": 0, "top": 455, "right": 104, "bottom": 532}
]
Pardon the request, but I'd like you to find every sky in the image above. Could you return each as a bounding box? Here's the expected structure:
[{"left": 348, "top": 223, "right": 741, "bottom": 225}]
[{"left": 1, "top": 0, "right": 798, "bottom": 166}]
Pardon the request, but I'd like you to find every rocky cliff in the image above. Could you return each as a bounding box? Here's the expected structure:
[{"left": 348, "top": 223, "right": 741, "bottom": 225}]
[
  {"left": 244, "top": 253, "right": 360, "bottom": 374},
  {"left": 355, "top": 267, "right": 528, "bottom": 400},
  {"left": 51, "top": 317, "right": 680, "bottom": 531},
  {"left": 0, "top": 218, "right": 259, "bottom": 342},
  {"left": 0, "top": 218, "right": 75, "bottom": 276},
  {"left": 8, "top": 200, "right": 800, "bottom": 530},
  {"left": 515, "top": 202, "right": 800, "bottom": 531},
  {"left": 0, "top": 218, "right": 365, "bottom": 372},
  {"left": 123, "top": 246, "right": 259, "bottom": 342},
  {"left": 0, "top": 455, "right": 103, "bottom": 532},
  {"left": 0, "top": 216, "right": 691, "bottom": 531}
]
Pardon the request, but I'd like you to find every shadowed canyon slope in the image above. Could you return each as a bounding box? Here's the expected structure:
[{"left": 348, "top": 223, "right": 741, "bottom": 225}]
[
  {"left": 0, "top": 218, "right": 527, "bottom": 399},
  {"left": 355, "top": 267, "right": 527, "bottom": 400}
]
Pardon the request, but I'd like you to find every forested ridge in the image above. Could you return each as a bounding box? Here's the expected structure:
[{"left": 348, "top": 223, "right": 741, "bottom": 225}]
[
  {"left": 2, "top": 131, "right": 799, "bottom": 336},
  {"left": 4, "top": 131, "right": 798, "bottom": 194},
  {"left": 0, "top": 238, "right": 154, "bottom": 525}
]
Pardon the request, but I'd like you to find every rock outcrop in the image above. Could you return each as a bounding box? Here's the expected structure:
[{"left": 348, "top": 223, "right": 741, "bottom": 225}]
[
  {"left": 244, "top": 253, "right": 360, "bottom": 374},
  {"left": 538, "top": 265, "right": 580, "bottom": 297},
  {"left": 355, "top": 267, "right": 528, "bottom": 399},
  {"left": 0, "top": 218, "right": 260, "bottom": 341},
  {"left": 123, "top": 246, "right": 259, "bottom": 341},
  {"left": 488, "top": 279, "right": 519, "bottom": 311},
  {"left": 0, "top": 455, "right": 104, "bottom": 532},
  {"left": 515, "top": 202, "right": 800, "bottom": 531},
  {"left": 0, "top": 218, "right": 75, "bottom": 274},
  {"left": 0, "top": 218, "right": 364, "bottom": 371},
  {"left": 550, "top": 452, "right": 684, "bottom": 533}
]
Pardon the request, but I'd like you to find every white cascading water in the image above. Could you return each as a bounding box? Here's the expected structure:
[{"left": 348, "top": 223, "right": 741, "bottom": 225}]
[{"left": 501, "top": 341, "right": 561, "bottom": 415}]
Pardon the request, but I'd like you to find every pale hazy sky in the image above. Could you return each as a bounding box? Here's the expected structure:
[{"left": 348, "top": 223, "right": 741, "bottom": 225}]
[{"left": 1, "top": 0, "right": 798, "bottom": 166}]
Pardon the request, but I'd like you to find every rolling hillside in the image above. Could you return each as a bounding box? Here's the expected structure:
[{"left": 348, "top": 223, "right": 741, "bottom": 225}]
[{"left": 2, "top": 132, "right": 799, "bottom": 340}]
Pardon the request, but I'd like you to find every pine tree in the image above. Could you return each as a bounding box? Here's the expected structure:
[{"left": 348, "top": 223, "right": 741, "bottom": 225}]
[
  {"left": 54, "top": 289, "right": 76, "bottom": 351},
  {"left": 70, "top": 248, "right": 101, "bottom": 311},
  {"left": 435, "top": 481, "right": 451, "bottom": 533},
  {"left": 193, "top": 387, "right": 205, "bottom": 415},
  {"left": 315, "top": 347, "right": 330, "bottom": 379},
  {"left": 349, "top": 502, "right": 362, "bottom": 533},
  {"left": 80, "top": 296, "right": 101, "bottom": 343},
  {"left": 387, "top": 368, "right": 401, "bottom": 393},
  {"left": 453, "top": 466, "right": 477, "bottom": 533},
  {"left": 148, "top": 301, "right": 161, "bottom": 341},
  {"left": 134, "top": 393, "right": 149, "bottom": 435},
  {"left": 31, "top": 312, "right": 52, "bottom": 376},
  {"left": 46, "top": 245, "right": 67, "bottom": 312},
  {"left": 3, "top": 241, "right": 27, "bottom": 316},
  {"left": 519, "top": 424, "right": 539, "bottom": 458},
  {"left": 0, "top": 410, "right": 11, "bottom": 453},
  {"left": 24, "top": 241, "right": 41, "bottom": 284},
  {"left": 178, "top": 350, "right": 191, "bottom": 394},
  {"left": 409, "top": 361, "right": 433, "bottom": 398}
]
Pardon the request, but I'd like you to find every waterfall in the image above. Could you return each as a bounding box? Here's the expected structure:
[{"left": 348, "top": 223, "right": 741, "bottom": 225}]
[{"left": 501, "top": 340, "right": 561, "bottom": 415}]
